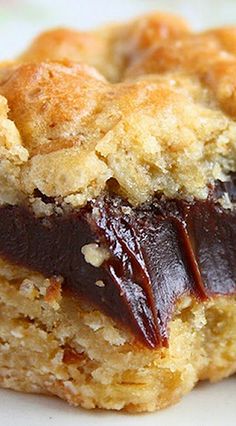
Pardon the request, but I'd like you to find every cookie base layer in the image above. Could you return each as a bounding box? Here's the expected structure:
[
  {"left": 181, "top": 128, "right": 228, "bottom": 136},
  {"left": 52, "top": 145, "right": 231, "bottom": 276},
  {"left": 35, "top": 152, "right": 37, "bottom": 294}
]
[{"left": 0, "top": 264, "right": 236, "bottom": 412}]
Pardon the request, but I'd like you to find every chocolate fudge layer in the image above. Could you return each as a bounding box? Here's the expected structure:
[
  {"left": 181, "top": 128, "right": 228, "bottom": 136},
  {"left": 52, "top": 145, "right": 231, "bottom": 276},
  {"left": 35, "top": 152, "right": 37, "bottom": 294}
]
[{"left": 0, "top": 175, "right": 235, "bottom": 348}]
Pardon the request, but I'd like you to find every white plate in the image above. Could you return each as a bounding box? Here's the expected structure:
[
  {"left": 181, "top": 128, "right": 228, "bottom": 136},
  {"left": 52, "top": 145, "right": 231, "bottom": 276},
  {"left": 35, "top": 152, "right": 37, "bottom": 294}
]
[
  {"left": 0, "top": 0, "right": 236, "bottom": 424},
  {"left": 0, "top": 377, "right": 235, "bottom": 426}
]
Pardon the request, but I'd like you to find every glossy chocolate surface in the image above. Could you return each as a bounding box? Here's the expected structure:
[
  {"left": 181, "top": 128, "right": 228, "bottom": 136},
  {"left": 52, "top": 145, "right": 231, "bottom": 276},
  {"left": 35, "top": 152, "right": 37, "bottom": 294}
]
[{"left": 0, "top": 176, "right": 235, "bottom": 348}]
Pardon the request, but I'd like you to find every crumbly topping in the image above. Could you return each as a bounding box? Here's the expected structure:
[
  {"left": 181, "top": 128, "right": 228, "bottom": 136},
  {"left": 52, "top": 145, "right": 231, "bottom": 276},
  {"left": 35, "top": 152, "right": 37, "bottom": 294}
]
[
  {"left": 95, "top": 280, "right": 106, "bottom": 288},
  {"left": 18, "top": 13, "right": 190, "bottom": 83},
  {"left": 0, "top": 95, "right": 28, "bottom": 205},
  {"left": 218, "top": 192, "right": 235, "bottom": 210},
  {"left": 81, "top": 244, "right": 110, "bottom": 268},
  {"left": 0, "top": 13, "right": 236, "bottom": 208}
]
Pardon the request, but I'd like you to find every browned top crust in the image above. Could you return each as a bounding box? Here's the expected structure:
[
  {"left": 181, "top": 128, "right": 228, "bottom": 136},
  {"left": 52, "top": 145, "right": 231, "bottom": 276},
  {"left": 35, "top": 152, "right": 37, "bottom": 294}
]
[
  {"left": 18, "top": 13, "right": 190, "bottom": 82},
  {"left": 0, "top": 13, "right": 236, "bottom": 209}
]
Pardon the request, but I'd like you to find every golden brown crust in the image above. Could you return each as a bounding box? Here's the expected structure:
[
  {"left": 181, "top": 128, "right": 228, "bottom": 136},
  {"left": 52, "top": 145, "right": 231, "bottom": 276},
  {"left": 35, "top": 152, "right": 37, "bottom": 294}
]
[
  {"left": 19, "top": 28, "right": 108, "bottom": 68},
  {"left": 0, "top": 258, "right": 236, "bottom": 412},
  {"left": 0, "top": 62, "right": 107, "bottom": 156},
  {"left": 0, "top": 13, "right": 236, "bottom": 208},
  {"left": 124, "top": 28, "right": 236, "bottom": 118},
  {"left": 19, "top": 13, "right": 190, "bottom": 82}
]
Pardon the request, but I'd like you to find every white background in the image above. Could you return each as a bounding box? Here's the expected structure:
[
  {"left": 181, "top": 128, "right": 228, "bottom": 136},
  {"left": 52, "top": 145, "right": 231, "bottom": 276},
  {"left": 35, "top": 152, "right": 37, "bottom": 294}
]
[{"left": 2, "top": 0, "right": 236, "bottom": 59}]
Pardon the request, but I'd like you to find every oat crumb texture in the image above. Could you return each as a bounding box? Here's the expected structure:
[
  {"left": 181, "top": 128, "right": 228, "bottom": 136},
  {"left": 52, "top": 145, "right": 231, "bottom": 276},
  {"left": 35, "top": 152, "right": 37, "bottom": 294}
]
[
  {"left": 0, "top": 13, "right": 236, "bottom": 207},
  {"left": 0, "top": 259, "right": 236, "bottom": 412}
]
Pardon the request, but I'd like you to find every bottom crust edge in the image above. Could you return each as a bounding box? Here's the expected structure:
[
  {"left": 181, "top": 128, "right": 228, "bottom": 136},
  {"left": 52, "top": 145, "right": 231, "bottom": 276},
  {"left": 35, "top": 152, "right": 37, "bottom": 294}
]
[{"left": 0, "top": 261, "right": 235, "bottom": 413}]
